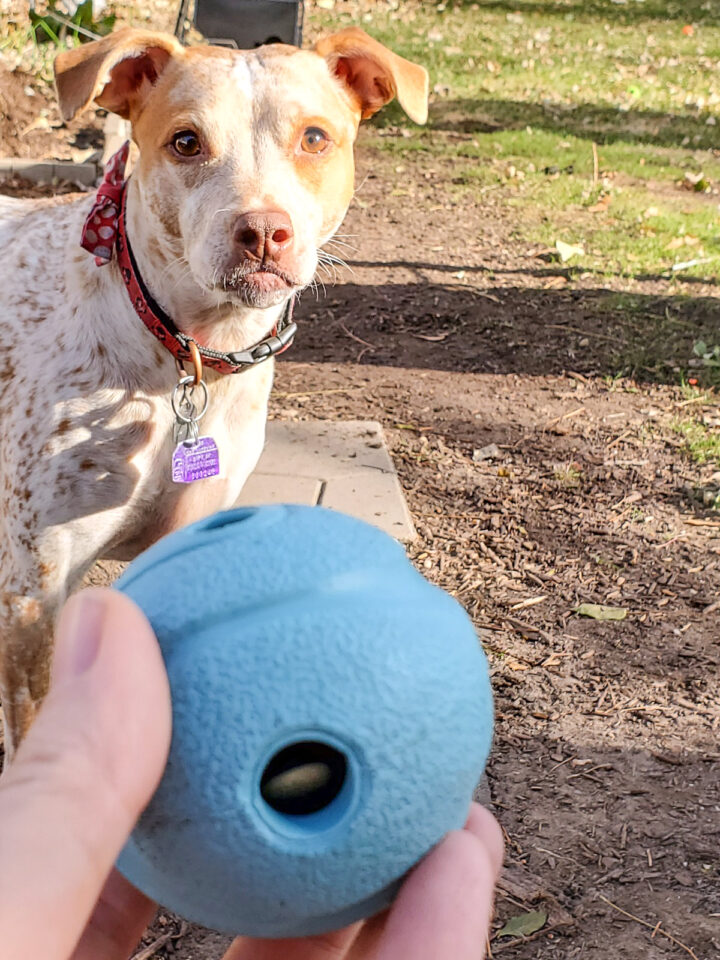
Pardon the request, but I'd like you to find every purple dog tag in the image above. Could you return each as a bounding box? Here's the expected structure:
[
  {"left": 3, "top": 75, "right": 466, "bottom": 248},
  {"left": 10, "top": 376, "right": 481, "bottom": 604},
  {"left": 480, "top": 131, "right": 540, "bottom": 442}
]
[{"left": 172, "top": 437, "right": 220, "bottom": 484}]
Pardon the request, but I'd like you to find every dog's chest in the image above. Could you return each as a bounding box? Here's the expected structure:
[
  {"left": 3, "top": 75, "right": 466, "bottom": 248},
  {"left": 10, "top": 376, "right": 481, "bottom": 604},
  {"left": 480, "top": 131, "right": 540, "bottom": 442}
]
[{"left": 99, "top": 367, "right": 271, "bottom": 557}]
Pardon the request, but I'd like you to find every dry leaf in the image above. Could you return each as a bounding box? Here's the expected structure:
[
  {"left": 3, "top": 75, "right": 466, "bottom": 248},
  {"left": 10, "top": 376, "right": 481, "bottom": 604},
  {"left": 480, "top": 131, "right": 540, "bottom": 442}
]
[
  {"left": 411, "top": 332, "right": 452, "bottom": 342},
  {"left": 506, "top": 658, "right": 530, "bottom": 672},
  {"left": 473, "top": 443, "right": 500, "bottom": 462},
  {"left": 496, "top": 909, "right": 548, "bottom": 939},
  {"left": 587, "top": 195, "right": 611, "bottom": 213},
  {"left": 575, "top": 603, "right": 627, "bottom": 621},
  {"left": 666, "top": 235, "right": 699, "bottom": 250},
  {"left": 70, "top": 146, "right": 96, "bottom": 164},
  {"left": 20, "top": 115, "right": 50, "bottom": 136},
  {"left": 555, "top": 240, "right": 585, "bottom": 262}
]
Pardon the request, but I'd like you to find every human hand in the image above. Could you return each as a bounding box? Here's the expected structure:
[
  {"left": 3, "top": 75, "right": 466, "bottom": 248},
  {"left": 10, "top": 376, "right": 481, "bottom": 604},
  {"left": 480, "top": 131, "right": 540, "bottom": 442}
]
[{"left": 0, "top": 588, "right": 503, "bottom": 960}]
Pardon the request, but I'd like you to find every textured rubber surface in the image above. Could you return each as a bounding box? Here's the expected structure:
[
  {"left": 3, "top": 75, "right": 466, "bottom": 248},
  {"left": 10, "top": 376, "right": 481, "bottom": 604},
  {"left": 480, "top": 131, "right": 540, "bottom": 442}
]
[{"left": 116, "top": 505, "right": 493, "bottom": 937}]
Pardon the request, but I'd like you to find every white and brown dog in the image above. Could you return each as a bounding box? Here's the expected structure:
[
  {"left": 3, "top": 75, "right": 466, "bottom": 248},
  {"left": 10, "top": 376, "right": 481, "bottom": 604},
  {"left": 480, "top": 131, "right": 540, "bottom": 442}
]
[{"left": 0, "top": 26, "right": 428, "bottom": 758}]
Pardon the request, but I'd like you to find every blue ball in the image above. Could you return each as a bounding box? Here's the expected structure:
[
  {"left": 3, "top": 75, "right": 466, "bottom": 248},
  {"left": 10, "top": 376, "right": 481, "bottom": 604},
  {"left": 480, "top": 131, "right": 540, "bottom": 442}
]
[{"left": 115, "top": 505, "right": 493, "bottom": 938}]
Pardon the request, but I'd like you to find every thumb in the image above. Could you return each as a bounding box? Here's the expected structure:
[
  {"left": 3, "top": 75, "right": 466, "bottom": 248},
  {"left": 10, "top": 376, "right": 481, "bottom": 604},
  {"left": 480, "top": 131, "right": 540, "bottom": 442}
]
[{"left": 0, "top": 587, "right": 172, "bottom": 960}]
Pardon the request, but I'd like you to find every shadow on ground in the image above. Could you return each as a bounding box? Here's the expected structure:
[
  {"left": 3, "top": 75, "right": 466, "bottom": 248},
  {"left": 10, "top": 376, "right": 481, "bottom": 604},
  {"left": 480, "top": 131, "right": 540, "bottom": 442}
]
[
  {"left": 457, "top": 0, "right": 717, "bottom": 25},
  {"left": 290, "top": 280, "right": 720, "bottom": 384},
  {"left": 428, "top": 99, "right": 720, "bottom": 151}
]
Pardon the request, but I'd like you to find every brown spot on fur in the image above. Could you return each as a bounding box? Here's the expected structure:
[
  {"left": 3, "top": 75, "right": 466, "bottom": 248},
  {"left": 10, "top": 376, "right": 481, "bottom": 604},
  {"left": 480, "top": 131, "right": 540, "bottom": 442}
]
[
  {"left": 80, "top": 459, "right": 95, "bottom": 471},
  {"left": 38, "top": 561, "right": 55, "bottom": 582},
  {"left": 56, "top": 418, "right": 71, "bottom": 435},
  {"left": 8, "top": 596, "right": 42, "bottom": 628}
]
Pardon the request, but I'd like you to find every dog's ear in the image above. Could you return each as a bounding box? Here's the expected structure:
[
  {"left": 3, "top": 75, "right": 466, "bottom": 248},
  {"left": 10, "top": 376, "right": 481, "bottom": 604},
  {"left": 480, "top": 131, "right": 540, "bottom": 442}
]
[
  {"left": 315, "top": 28, "right": 428, "bottom": 125},
  {"left": 54, "top": 28, "right": 183, "bottom": 122}
]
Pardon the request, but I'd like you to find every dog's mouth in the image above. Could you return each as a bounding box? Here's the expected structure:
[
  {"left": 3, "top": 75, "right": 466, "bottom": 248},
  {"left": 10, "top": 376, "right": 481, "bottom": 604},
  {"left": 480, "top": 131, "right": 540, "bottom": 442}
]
[{"left": 217, "top": 262, "right": 300, "bottom": 306}]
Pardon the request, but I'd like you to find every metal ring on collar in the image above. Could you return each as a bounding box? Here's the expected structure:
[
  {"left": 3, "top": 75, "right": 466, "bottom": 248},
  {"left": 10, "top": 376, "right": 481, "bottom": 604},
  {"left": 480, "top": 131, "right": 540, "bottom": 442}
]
[
  {"left": 171, "top": 376, "right": 209, "bottom": 424},
  {"left": 188, "top": 340, "right": 203, "bottom": 386}
]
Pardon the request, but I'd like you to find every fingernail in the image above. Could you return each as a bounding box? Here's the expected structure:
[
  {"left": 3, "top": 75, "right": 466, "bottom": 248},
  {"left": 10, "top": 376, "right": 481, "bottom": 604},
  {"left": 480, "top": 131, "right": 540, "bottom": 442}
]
[{"left": 54, "top": 592, "right": 108, "bottom": 683}]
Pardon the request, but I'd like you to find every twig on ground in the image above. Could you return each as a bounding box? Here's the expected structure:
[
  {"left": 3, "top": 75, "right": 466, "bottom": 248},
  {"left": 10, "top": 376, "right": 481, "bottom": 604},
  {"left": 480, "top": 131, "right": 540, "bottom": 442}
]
[
  {"left": 338, "top": 321, "right": 376, "bottom": 350},
  {"left": 676, "top": 394, "right": 712, "bottom": 407},
  {"left": 652, "top": 534, "right": 685, "bottom": 550},
  {"left": 545, "top": 406, "right": 585, "bottom": 428},
  {"left": 504, "top": 616, "right": 553, "bottom": 642},
  {"left": 131, "top": 922, "right": 189, "bottom": 960},
  {"left": 606, "top": 430, "right": 632, "bottom": 449},
  {"left": 598, "top": 895, "right": 700, "bottom": 960},
  {"left": 592, "top": 142, "right": 599, "bottom": 183},
  {"left": 131, "top": 933, "right": 173, "bottom": 960}
]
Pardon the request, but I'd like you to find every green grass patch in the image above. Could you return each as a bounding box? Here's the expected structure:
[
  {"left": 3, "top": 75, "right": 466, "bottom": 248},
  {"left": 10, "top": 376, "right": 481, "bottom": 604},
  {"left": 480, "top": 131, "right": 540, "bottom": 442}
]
[
  {"left": 588, "top": 293, "right": 720, "bottom": 383},
  {"left": 673, "top": 418, "right": 720, "bottom": 467},
  {"left": 310, "top": 0, "right": 720, "bottom": 283}
]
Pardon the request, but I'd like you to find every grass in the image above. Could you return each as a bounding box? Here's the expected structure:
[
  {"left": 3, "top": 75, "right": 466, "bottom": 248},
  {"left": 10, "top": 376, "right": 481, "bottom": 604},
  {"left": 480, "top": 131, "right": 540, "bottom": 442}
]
[
  {"left": 0, "top": 14, "right": 69, "bottom": 85},
  {"left": 308, "top": 0, "right": 720, "bottom": 282},
  {"left": 671, "top": 383, "right": 720, "bottom": 473},
  {"left": 674, "top": 418, "right": 720, "bottom": 467},
  {"left": 3, "top": 0, "right": 719, "bottom": 289}
]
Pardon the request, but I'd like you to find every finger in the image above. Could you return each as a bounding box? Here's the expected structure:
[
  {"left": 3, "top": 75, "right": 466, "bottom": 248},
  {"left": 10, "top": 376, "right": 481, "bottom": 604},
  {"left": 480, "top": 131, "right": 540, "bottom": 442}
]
[
  {"left": 70, "top": 869, "right": 157, "bottom": 960},
  {"left": 464, "top": 803, "right": 505, "bottom": 879},
  {"left": 344, "top": 913, "right": 388, "bottom": 960},
  {"left": 372, "top": 815, "right": 503, "bottom": 960},
  {"left": 347, "top": 805, "right": 504, "bottom": 960},
  {"left": 223, "top": 922, "right": 363, "bottom": 960},
  {"left": 0, "top": 588, "right": 172, "bottom": 960}
]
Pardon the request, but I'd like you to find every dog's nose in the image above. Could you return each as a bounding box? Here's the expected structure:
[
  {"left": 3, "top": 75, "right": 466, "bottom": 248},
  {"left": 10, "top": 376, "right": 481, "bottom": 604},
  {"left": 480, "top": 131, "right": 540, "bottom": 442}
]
[{"left": 233, "top": 211, "right": 294, "bottom": 262}]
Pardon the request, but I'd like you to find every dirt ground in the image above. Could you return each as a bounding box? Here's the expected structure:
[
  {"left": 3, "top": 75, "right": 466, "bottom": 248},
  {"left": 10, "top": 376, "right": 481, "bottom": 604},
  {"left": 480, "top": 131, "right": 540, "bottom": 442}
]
[
  {"left": 0, "top": 60, "right": 105, "bottom": 161},
  {"left": 1, "top": 105, "right": 719, "bottom": 960}
]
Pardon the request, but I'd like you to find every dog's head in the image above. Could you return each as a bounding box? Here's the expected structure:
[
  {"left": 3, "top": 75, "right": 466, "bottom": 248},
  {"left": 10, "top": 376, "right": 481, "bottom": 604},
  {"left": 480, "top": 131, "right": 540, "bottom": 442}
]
[{"left": 55, "top": 28, "right": 428, "bottom": 309}]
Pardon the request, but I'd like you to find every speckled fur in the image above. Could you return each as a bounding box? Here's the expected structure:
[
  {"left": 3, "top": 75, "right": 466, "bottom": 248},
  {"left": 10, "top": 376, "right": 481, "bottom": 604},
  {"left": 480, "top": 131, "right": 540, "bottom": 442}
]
[{"left": 0, "top": 27, "right": 427, "bottom": 758}]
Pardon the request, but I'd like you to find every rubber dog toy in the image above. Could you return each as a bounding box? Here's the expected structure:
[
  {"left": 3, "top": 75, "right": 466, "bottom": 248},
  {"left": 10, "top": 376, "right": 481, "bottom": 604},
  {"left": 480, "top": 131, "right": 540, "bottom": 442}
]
[{"left": 116, "top": 505, "right": 493, "bottom": 938}]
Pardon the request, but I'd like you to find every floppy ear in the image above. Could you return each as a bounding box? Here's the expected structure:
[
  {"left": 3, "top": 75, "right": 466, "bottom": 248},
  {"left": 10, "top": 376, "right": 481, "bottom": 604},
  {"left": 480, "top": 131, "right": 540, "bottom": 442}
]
[
  {"left": 315, "top": 27, "right": 429, "bottom": 125},
  {"left": 54, "top": 27, "right": 184, "bottom": 122}
]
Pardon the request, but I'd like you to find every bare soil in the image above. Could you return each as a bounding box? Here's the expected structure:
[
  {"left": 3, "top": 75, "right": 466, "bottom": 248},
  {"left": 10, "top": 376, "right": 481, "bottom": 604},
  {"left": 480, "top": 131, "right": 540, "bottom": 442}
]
[
  {"left": 0, "top": 61, "right": 104, "bottom": 160},
  {"left": 1, "top": 105, "right": 719, "bottom": 958}
]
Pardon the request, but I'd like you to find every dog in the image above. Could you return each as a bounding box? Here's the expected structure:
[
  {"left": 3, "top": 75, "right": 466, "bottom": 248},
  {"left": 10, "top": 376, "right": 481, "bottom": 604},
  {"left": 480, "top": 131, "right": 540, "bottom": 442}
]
[{"left": 0, "top": 26, "right": 428, "bottom": 760}]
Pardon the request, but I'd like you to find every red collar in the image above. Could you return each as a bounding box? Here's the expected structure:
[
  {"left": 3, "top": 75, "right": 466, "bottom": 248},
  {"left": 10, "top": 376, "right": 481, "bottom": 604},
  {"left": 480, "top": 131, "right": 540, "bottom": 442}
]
[{"left": 81, "top": 143, "right": 296, "bottom": 376}]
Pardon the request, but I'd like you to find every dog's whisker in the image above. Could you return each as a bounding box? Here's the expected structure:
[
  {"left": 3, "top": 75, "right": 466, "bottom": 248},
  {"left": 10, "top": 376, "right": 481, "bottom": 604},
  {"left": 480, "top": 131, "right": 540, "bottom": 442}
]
[
  {"left": 317, "top": 252, "right": 355, "bottom": 280},
  {"left": 319, "top": 252, "right": 350, "bottom": 268},
  {"left": 324, "top": 237, "right": 358, "bottom": 254},
  {"left": 158, "top": 256, "right": 190, "bottom": 282},
  {"left": 312, "top": 272, "right": 328, "bottom": 296},
  {"left": 353, "top": 173, "right": 370, "bottom": 196},
  {"left": 208, "top": 206, "right": 235, "bottom": 225}
]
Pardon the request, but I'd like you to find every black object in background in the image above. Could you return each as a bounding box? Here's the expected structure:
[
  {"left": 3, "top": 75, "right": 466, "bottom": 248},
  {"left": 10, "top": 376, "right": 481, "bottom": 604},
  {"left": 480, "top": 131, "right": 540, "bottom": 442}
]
[{"left": 176, "top": 0, "right": 304, "bottom": 49}]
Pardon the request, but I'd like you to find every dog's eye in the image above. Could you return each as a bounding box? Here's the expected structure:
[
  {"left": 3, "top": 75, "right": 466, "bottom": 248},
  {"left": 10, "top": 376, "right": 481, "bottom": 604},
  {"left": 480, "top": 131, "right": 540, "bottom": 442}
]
[
  {"left": 171, "top": 131, "right": 202, "bottom": 158},
  {"left": 301, "top": 127, "right": 330, "bottom": 154}
]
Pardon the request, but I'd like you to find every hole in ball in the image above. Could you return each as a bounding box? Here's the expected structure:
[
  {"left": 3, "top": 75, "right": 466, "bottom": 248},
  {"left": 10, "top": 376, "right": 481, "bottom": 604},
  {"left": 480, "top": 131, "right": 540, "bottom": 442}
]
[{"left": 260, "top": 741, "right": 348, "bottom": 816}]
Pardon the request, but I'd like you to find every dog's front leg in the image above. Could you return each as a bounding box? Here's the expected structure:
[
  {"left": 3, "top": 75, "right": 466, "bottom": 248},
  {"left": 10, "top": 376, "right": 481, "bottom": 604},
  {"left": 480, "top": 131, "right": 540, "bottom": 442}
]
[{"left": 0, "top": 591, "right": 60, "bottom": 765}]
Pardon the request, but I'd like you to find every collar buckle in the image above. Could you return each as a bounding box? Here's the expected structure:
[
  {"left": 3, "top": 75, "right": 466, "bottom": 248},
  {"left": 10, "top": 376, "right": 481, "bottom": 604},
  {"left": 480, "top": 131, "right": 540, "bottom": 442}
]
[{"left": 226, "top": 320, "right": 297, "bottom": 368}]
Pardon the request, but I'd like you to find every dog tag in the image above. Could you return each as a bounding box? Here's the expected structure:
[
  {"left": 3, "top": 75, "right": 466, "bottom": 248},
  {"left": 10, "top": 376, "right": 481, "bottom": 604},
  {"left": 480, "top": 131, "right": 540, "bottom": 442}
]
[{"left": 172, "top": 437, "right": 220, "bottom": 484}]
